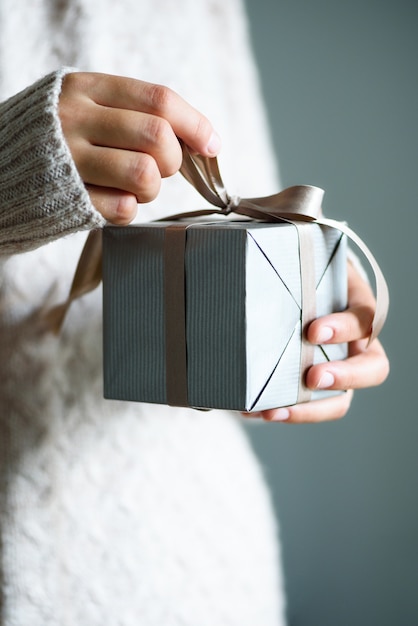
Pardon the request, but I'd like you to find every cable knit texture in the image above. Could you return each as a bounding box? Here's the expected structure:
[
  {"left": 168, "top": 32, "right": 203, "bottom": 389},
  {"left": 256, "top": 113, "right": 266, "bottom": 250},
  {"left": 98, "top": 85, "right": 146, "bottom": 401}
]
[
  {"left": 0, "top": 0, "right": 286, "bottom": 624},
  {"left": 0, "top": 69, "right": 104, "bottom": 254}
]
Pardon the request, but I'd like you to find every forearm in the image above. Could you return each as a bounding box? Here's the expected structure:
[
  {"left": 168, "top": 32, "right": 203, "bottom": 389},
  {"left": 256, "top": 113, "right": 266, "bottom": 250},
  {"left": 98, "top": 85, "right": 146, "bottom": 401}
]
[{"left": 0, "top": 68, "right": 104, "bottom": 255}]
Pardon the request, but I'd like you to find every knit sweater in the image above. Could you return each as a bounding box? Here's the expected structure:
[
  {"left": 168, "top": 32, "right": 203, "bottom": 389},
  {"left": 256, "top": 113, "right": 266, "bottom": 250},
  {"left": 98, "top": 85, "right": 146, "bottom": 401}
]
[{"left": 0, "top": 1, "right": 286, "bottom": 624}]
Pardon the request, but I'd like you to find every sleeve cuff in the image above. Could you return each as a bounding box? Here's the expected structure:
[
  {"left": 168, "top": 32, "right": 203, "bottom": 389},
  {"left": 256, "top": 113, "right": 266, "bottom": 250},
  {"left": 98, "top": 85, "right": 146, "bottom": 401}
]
[{"left": 0, "top": 68, "right": 105, "bottom": 255}]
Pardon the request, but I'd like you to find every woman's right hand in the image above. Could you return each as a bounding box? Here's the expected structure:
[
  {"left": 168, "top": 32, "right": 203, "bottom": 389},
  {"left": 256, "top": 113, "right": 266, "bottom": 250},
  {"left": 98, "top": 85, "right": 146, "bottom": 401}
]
[{"left": 58, "top": 72, "right": 221, "bottom": 224}]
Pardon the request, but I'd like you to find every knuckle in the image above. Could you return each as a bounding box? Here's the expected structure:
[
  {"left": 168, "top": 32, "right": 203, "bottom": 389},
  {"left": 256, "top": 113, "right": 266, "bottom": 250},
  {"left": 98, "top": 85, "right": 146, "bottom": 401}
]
[
  {"left": 341, "top": 310, "right": 364, "bottom": 341},
  {"left": 346, "top": 314, "right": 361, "bottom": 338},
  {"left": 144, "top": 115, "right": 172, "bottom": 146},
  {"left": 142, "top": 117, "right": 181, "bottom": 177},
  {"left": 60, "top": 71, "right": 78, "bottom": 94},
  {"left": 130, "top": 154, "right": 161, "bottom": 202},
  {"left": 61, "top": 71, "right": 93, "bottom": 99},
  {"left": 67, "top": 138, "right": 91, "bottom": 177},
  {"left": 59, "top": 78, "right": 95, "bottom": 137},
  {"left": 146, "top": 83, "right": 175, "bottom": 115}
]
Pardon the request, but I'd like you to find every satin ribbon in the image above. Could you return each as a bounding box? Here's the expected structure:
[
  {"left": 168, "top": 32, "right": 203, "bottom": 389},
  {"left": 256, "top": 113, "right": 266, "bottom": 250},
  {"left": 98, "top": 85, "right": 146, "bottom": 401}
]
[
  {"left": 43, "top": 227, "right": 103, "bottom": 333},
  {"left": 162, "top": 142, "right": 388, "bottom": 342},
  {"left": 156, "top": 143, "right": 389, "bottom": 406},
  {"left": 45, "top": 142, "right": 389, "bottom": 407},
  {"left": 159, "top": 144, "right": 389, "bottom": 332}
]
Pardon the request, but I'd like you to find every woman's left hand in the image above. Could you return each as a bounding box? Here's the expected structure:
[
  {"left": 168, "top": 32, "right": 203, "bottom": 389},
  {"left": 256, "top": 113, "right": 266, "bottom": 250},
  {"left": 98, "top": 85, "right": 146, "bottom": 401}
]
[{"left": 258, "top": 262, "right": 390, "bottom": 423}]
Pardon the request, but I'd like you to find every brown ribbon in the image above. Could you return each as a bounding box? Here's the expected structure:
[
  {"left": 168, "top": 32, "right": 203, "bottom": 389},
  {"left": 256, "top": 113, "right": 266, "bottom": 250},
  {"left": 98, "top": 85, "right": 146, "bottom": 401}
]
[
  {"left": 46, "top": 142, "right": 389, "bottom": 407},
  {"left": 159, "top": 144, "right": 325, "bottom": 405},
  {"left": 164, "top": 225, "right": 189, "bottom": 407},
  {"left": 161, "top": 142, "right": 389, "bottom": 344},
  {"left": 157, "top": 143, "right": 390, "bottom": 406},
  {"left": 43, "top": 227, "right": 103, "bottom": 333}
]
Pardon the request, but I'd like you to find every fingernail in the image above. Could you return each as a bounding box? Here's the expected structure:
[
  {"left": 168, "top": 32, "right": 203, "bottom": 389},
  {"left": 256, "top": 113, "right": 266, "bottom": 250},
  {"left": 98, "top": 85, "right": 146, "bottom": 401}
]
[
  {"left": 316, "top": 326, "right": 334, "bottom": 344},
  {"left": 270, "top": 408, "right": 290, "bottom": 421},
  {"left": 316, "top": 371, "right": 335, "bottom": 389},
  {"left": 206, "top": 131, "right": 222, "bottom": 156}
]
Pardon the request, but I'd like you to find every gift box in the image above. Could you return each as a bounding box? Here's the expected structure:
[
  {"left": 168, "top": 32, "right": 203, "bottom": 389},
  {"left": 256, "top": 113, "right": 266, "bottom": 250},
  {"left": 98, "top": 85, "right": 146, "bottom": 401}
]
[
  {"left": 102, "top": 219, "right": 348, "bottom": 411},
  {"left": 45, "top": 146, "right": 386, "bottom": 409}
]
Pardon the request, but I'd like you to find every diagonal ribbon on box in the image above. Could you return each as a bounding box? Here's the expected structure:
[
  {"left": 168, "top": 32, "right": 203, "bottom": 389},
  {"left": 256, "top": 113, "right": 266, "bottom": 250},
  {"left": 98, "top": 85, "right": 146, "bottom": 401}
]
[{"left": 46, "top": 142, "right": 389, "bottom": 407}]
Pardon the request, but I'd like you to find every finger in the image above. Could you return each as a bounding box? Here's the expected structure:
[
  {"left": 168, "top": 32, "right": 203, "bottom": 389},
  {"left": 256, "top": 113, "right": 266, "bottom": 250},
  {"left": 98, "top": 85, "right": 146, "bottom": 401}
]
[
  {"left": 260, "top": 390, "right": 354, "bottom": 424},
  {"left": 307, "top": 304, "right": 375, "bottom": 345},
  {"left": 307, "top": 263, "right": 376, "bottom": 345},
  {"left": 67, "top": 72, "right": 221, "bottom": 157},
  {"left": 75, "top": 142, "right": 162, "bottom": 203},
  {"left": 86, "top": 185, "right": 138, "bottom": 224},
  {"left": 79, "top": 103, "right": 183, "bottom": 178},
  {"left": 305, "top": 338, "right": 390, "bottom": 391}
]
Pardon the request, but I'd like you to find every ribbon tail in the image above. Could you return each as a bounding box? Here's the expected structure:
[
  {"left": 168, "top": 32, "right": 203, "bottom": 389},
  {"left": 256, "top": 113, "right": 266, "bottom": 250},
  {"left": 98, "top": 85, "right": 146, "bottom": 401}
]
[
  {"left": 43, "top": 229, "right": 103, "bottom": 334},
  {"left": 320, "top": 218, "right": 389, "bottom": 343}
]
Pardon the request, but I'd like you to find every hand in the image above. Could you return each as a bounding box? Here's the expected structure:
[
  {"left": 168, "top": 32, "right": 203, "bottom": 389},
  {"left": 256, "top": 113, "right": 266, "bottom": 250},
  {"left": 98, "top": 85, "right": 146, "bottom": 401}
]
[
  {"left": 259, "top": 262, "right": 390, "bottom": 423},
  {"left": 58, "top": 72, "right": 221, "bottom": 223}
]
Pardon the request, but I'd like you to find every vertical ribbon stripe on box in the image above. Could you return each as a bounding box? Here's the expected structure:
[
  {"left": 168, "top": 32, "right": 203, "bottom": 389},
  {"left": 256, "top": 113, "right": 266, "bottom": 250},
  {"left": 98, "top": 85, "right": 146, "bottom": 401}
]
[
  {"left": 295, "top": 222, "right": 316, "bottom": 404},
  {"left": 164, "top": 224, "right": 189, "bottom": 407}
]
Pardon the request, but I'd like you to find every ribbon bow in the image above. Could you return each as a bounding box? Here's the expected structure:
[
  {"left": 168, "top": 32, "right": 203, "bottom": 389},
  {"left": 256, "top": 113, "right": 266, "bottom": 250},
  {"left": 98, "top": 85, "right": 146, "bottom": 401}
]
[
  {"left": 167, "top": 141, "right": 325, "bottom": 223},
  {"left": 46, "top": 142, "right": 389, "bottom": 350},
  {"left": 162, "top": 142, "right": 388, "bottom": 343}
]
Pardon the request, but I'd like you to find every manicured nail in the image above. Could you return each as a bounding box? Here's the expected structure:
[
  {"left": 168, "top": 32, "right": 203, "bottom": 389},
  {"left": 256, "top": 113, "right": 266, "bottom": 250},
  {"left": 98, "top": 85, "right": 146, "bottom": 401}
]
[
  {"left": 316, "top": 371, "right": 335, "bottom": 389},
  {"left": 270, "top": 408, "right": 290, "bottom": 421},
  {"left": 316, "top": 326, "right": 334, "bottom": 344},
  {"left": 206, "top": 131, "right": 222, "bottom": 156}
]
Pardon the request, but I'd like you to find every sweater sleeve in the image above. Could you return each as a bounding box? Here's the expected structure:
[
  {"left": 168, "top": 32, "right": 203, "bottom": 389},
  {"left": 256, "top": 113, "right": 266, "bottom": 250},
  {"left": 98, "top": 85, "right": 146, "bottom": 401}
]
[{"left": 0, "top": 68, "right": 105, "bottom": 255}]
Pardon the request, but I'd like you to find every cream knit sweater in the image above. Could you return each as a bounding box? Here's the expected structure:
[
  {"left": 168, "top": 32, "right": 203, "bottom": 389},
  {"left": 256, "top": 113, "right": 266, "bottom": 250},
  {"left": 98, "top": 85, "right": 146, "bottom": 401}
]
[{"left": 0, "top": 1, "right": 286, "bottom": 624}]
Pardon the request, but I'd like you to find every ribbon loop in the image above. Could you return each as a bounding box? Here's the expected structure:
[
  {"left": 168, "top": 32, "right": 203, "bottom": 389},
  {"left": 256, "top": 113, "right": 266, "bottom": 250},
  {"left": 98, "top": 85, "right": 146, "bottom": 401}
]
[
  {"left": 178, "top": 141, "right": 324, "bottom": 224},
  {"left": 173, "top": 142, "right": 388, "bottom": 344}
]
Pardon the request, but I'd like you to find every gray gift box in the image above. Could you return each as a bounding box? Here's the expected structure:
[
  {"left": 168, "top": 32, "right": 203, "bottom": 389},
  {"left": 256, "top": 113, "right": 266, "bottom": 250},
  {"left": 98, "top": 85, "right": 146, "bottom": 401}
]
[{"left": 102, "top": 219, "right": 347, "bottom": 412}]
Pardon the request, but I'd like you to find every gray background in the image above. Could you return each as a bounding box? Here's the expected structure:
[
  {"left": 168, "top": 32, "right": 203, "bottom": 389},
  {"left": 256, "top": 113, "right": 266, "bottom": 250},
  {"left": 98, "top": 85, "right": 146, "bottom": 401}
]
[{"left": 244, "top": 1, "right": 418, "bottom": 624}]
